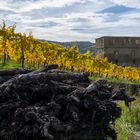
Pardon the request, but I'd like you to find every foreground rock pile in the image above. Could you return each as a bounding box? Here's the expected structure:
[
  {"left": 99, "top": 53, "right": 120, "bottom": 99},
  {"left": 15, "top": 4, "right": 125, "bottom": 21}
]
[{"left": 0, "top": 64, "right": 135, "bottom": 140}]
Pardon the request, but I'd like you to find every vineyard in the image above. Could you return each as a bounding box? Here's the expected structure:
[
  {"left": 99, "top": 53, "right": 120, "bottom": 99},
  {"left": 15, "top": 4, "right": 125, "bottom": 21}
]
[{"left": 0, "top": 22, "right": 140, "bottom": 81}]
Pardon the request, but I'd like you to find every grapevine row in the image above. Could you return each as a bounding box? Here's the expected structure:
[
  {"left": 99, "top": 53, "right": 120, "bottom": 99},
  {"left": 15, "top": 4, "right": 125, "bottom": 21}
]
[{"left": 0, "top": 22, "right": 140, "bottom": 81}]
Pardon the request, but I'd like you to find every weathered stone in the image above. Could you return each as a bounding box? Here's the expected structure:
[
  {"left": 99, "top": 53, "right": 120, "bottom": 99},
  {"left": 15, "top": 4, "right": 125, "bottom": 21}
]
[{"left": 95, "top": 36, "right": 140, "bottom": 67}]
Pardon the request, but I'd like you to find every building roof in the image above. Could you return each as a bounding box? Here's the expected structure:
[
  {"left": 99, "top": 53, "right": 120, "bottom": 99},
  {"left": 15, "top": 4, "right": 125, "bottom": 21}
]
[{"left": 96, "top": 36, "right": 140, "bottom": 40}]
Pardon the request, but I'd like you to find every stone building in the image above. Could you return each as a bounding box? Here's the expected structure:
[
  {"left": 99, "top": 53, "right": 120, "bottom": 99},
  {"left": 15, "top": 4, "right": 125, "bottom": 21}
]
[{"left": 95, "top": 36, "right": 140, "bottom": 67}]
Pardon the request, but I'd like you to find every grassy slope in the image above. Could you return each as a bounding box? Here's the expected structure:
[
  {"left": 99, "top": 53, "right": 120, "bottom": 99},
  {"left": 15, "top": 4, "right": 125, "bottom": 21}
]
[
  {"left": 116, "top": 99, "right": 140, "bottom": 140},
  {"left": 89, "top": 75, "right": 140, "bottom": 85},
  {"left": 0, "top": 60, "right": 37, "bottom": 70},
  {"left": 0, "top": 60, "right": 21, "bottom": 69}
]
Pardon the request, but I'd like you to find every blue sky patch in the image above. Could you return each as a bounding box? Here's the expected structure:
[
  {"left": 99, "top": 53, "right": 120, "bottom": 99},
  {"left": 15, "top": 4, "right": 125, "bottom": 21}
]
[{"left": 100, "top": 5, "right": 135, "bottom": 14}]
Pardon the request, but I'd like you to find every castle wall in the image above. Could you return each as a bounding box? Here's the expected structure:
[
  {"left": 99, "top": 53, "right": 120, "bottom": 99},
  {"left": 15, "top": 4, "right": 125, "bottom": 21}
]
[{"left": 95, "top": 37, "right": 140, "bottom": 66}]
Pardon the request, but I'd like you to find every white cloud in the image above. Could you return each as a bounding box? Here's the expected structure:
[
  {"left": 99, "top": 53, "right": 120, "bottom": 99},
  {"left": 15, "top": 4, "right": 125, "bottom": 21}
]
[
  {"left": 0, "top": 0, "right": 96, "bottom": 13},
  {"left": 0, "top": 0, "right": 140, "bottom": 41},
  {"left": 120, "top": 11, "right": 140, "bottom": 19},
  {"left": 112, "top": 0, "right": 140, "bottom": 9},
  {"left": 0, "top": 1, "right": 13, "bottom": 11}
]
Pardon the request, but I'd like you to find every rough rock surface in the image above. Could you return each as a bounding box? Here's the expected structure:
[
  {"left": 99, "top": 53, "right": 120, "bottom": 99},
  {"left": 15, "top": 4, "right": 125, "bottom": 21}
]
[{"left": 0, "top": 64, "right": 135, "bottom": 140}]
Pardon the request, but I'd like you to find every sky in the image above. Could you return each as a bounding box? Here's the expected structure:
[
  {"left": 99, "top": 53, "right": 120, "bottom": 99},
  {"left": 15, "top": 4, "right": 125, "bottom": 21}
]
[{"left": 0, "top": 0, "right": 140, "bottom": 42}]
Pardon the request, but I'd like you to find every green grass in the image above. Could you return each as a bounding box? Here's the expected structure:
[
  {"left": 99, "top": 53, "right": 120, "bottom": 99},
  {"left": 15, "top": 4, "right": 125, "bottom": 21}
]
[
  {"left": 0, "top": 59, "right": 37, "bottom": 70},
  {"left": 108, "top": 77, "right": 140, "bottom": 85},
  {"left": 115, "top": 98, "right": 140, "bottom": 140},
  {"left": 0, "top": 60, "right": 21, "bottom": 69},
  {"left": 89, "top": 75, "right": 140, "bottom": 85}
]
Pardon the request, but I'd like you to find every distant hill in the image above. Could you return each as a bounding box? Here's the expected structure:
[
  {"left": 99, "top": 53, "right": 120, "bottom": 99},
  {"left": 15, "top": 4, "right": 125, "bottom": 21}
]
[{"left": 47, "top": 41, "right": 95, "bottom": 54}]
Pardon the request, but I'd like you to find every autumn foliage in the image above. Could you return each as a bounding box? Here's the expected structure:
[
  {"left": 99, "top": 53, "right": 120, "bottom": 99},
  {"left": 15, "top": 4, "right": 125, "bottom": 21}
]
[{"left": 0, "top": 22, "right": 140, "bottom": 81}]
